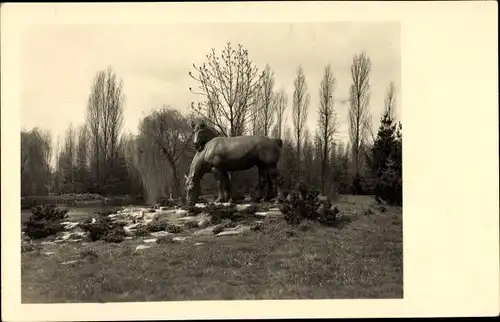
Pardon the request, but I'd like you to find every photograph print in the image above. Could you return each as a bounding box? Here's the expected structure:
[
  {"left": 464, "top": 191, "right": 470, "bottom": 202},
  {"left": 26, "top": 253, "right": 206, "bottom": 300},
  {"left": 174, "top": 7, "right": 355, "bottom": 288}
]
[{"left": 20, "top": 21, "right": 402, "bottom": 303}]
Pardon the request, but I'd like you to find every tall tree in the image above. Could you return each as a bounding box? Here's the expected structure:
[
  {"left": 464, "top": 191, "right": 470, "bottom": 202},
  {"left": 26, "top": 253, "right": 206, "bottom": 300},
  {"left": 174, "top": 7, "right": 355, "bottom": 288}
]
[
  {"left": 316, "top": 65, "right": 339, "bottom": 194},
  {"left": 57, "top": 124, "right": 77, "bottom": 193},
  {"left": 292, "top": 66, "right": 310, "bottom": 181},
  {"left": 368, "top": 82, "right": 402, "bottom": 205},
  {"left": 258, "top": 64, "right": 276, "bottom": 136},
  {"left": 189, "top": 42, "right": 264, "bottom": 137},
  {"left": 21, "top": 128, "right": 53, "bottom": 196},
  {"left": 384, "top": 81, "right": 397, "bottom": 121},
  {"left": 271, "top": 88, "right": 288, "bottom": 139},
  {"left": 348, "top": 52, "right": 372, "bottom": 193},
  {"left": 74, "top": 125, "right": 89, "bottom": 192},
  {"left": 85, "top": 66, "right": 125, "bottom": 193}
]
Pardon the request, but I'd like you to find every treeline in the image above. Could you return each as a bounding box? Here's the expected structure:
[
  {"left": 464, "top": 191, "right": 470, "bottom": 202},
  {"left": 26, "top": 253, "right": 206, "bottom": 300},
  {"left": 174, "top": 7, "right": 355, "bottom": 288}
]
[{"left": 21, "top": 42, "right": 402, "bottom": 206}]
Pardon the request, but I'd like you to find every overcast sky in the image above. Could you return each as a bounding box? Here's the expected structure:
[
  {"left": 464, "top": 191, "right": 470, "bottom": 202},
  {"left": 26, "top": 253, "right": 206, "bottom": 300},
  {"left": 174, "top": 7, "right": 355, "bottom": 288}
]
[{"left": 21, "top": 22, "right": 400, "bottom": 147}]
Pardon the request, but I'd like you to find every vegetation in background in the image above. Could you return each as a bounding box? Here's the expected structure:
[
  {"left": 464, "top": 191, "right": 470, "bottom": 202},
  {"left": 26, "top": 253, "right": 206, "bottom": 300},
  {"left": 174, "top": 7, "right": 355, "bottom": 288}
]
[{"left": 21, "top": 43, "right": 402, "bottom": 207}]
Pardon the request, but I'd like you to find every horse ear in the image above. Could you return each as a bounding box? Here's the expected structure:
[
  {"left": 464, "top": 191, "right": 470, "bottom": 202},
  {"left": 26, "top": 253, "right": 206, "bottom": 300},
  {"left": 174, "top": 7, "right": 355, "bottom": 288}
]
[
  {"left": 190, "top": 120, "right": 196, "bottom": 129},
  {"left": 199, "top": 120, "right": 206, "bottom": 129}
]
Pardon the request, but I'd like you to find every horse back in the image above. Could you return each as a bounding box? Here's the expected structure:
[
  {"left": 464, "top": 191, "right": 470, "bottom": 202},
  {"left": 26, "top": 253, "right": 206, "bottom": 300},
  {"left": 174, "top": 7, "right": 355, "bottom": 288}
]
[{"left": 204, "top": 135, "right": 282, "bottom": 169}]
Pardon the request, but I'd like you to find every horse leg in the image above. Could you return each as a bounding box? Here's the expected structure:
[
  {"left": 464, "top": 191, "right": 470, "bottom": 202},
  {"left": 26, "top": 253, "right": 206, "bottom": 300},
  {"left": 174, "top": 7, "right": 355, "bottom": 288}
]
[
  {"left": 263, "top": 169, "right": 275, "bottom": 201},
  {"left": 211, "top": 168, "right": 224, "bottom": 203},
  {"left": 252, "top": 167, "right": 266, "bottom": 202},
  {"left": 221, "top": 171, "right": 232, "bottom": 203},
  {"left": 268, "top": 166, "right": 285, "bottom": 204}
]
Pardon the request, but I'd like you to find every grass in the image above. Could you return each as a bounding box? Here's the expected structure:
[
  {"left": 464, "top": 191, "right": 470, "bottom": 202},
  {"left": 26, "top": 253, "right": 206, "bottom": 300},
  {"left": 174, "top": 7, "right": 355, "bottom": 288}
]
[{"left": 21, "top": 195, "right": 402, "bottom": 303}]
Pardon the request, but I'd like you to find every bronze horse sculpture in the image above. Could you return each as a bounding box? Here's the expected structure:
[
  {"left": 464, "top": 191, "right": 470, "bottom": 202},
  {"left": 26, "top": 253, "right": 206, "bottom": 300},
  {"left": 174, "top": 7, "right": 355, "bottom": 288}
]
[{"left": 184, "top": 120, "right": 284, "bottom": 205}]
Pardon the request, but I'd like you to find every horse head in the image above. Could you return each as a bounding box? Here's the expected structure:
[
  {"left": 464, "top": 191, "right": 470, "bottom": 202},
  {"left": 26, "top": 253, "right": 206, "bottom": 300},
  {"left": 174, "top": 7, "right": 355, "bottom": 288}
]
[
  {"left": 190, "top": 119, "right": 219, "bottom": 152},
  {"left": 184, "top": 171, "right": 200, "bottom": 205}
]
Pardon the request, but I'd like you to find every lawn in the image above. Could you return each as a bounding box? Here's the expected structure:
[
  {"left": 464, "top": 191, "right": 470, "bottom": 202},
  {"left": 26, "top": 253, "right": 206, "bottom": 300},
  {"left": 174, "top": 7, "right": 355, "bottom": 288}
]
[{"left": 21, "top": 195, "right": 403, "bottom": 302}]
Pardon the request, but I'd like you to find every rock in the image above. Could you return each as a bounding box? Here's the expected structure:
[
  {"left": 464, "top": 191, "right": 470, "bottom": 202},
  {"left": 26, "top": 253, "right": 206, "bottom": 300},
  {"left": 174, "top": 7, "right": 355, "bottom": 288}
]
[
  {"left": 268, "top": 207, "right": 280, "bottom": 212},
  {"left": 194, "top": 203, "right": 207, "bottom": 208},
  {"left": 193, "top": 226, "right": 218, "bottom": 236},
  {"left": 150, "top": 231, "right": 172, "bottom": 237},
  {"left": 41, "top": 241, "right": 57, "bottom": 246},
  {"left": 179, "top": 216, "right": 198, "bottom": 222},
  {"left": 213, "top": 202, "right": 232, "bottom": 207},
  {"left": 216, "top": 230, "right": 242, "bottom": 237},
  {"left": 44, "top": 251, "right": 57, "bottom": 256},
  {"left": 60, "top": 231, "right": 86, "bottom": 241},
  {"left": 194, "top": 242, "right": 204, "bottom": 246},
  {"left": 160, "top": 206, "right": 169, "bottom": 211},
  {"left": 61, "top": 260, "right": 81, "bottom": 266},
  {"left": 197, "top": 219, "right": 211, "bottom": 228},
  {"left": 124, "top": 223, "right": 141, "bottom": 232},
  {"left": 61, "top": 221, "right": 80, "bottom": 230},
  {"left": 172, "top": 236, "right": 190, "bottom": 243},
  {"left": 236, "top": 204, "right": 252, "bottom": 212},
  {"left": 135, "top": 245, "right": 152, "bottom": 251},
  {"left": 143, "top": 238, "right": 157, "bottom": 243},
  {"left": 175, "top": 209, "right": 188, "bottom": 216},
  {"left": 216, "top": 225, "right": 251, "bottom": 236},
  {"left": 124, "top": 237, "right": 133, "bottom": 240},
  {"left": 233, "top": 225, "right": 251, "bottom": 233},
  {"left": 254, "top": 212, "right": 269, "bottom": 217}
]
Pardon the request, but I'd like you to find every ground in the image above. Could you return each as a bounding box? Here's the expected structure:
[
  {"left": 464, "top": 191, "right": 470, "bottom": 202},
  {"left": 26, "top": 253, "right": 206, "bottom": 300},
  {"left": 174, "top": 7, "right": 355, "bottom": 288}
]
[{"left": 21, "top": 195, "right": 402, "bottom": 302}]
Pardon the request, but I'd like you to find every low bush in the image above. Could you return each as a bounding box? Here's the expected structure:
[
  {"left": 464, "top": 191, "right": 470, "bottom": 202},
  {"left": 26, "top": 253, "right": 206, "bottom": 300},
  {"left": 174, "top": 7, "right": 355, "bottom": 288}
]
[
  {"left": 79, "top": 216, "right": 126, "bottom": 243},
  {"left": 279, "top": 183, "right": 340, "bottom": 227},
  {"left": 22, "top": 204, "right": 69, "bottom": 239},
  {"left": 155, "top": 196, "right": 176, "bottom": 208},
  {"left": 166, "top": 224, "right": 183, "bottom": 234}
]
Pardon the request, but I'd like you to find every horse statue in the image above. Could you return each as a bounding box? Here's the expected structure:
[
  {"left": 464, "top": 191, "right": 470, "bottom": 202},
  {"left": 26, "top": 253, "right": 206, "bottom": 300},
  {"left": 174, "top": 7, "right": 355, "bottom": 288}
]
[{"left": 184, "top": 120, "right": 284, "bottom": 205}]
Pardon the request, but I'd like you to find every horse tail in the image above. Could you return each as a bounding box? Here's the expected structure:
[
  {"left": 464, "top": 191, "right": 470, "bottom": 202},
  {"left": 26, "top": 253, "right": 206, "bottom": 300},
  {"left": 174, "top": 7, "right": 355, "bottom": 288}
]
[{"left": 275, "top": 138, "right": 283, "bottom": 148}]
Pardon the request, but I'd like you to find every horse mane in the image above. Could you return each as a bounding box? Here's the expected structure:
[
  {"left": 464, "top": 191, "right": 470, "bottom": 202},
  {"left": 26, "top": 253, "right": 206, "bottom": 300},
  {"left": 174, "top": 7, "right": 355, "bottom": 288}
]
[{"left": 202, "top": 121, "right": 221, "bottom": 139}]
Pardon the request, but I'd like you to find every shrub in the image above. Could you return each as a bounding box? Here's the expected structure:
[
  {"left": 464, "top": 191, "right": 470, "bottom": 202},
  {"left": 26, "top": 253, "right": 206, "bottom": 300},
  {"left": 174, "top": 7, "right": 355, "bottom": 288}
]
[
  {"left": 166, "top": 224, "right": 183, "bottom": 234},
  {"left": 79, "top": 216, "right": 126, "bottom": 243},
  {"left": 134, "top": 225, "right": 150, "bottom": 236},
  {"left": 146, "top": 219, "right": 169, "bottom": 232},
  {"left": 22, "top": 204, "right": 69, "bottom": 239},
  {"left": 184, "top": 220, "right": 199, "bottom": 229},
  {"left": 21, "top": 243, "right": 37, "bottom": 253},
  {"left": 280, "top": 183, "right": 341, "bottom": 227},
  {"left": 207, "top": 204, "right": 238, "bottom": 224},
  {"left": 156, "top": 196, "right": 176, "bottom": 208},
  {"left": 30, "top": 204, "right": 68, "bottom": 221}
]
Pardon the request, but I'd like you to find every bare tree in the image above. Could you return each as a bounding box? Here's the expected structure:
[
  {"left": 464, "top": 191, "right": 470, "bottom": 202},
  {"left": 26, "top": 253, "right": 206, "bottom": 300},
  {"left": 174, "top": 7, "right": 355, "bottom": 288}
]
[
  {"left": 316, "top": 64, "right": 339, "bottom": 194},
  {"left": 250, "top": 94, "right": 263, "bottom": 136},
  {"left": 271, "top": 88, "right": 288, "bottom": 139},
  {"left": 85, "top": 66, "right": 125, "bottom": 191},
  {"left": 75, "top": 125, "right": 89, "bottom": 192},
  {"left": 57, "top": 124, "right": 76, "bottom": 193},
  {"left": 302, "top": 128, "right": 315, "bottom": 187},
  {"left": 258, "top": 64, "right": 276, "bottom": 136},
  {"left": 348, "top": 52, "right": 372, "bottom": 186},
  {"left": 384, "top": 81, "right": 397, "bottom": 120},
  {"left": 292, "top": 66, "right": 310, "bottom": 181},
  {"left": 189, "top": 42, "right": 264, "bottom": 137}
]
